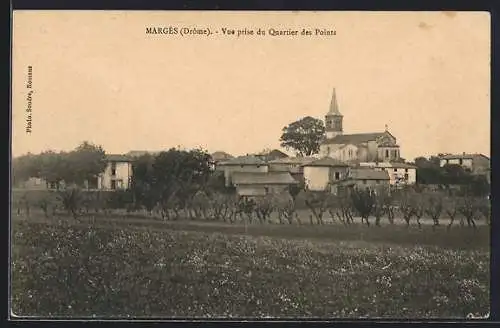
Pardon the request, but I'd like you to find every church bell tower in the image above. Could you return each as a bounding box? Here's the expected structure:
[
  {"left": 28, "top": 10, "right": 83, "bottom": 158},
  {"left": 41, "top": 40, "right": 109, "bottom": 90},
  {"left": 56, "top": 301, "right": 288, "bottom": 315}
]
[{"left": 325, "top": 88, "right": 343, "bottom": 139}]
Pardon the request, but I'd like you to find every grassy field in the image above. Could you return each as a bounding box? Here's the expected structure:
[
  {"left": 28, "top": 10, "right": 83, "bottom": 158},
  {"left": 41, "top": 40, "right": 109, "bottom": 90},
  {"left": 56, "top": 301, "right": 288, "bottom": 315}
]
[{"left": 11, "top": 215, "right": 490, "bottom": 319}]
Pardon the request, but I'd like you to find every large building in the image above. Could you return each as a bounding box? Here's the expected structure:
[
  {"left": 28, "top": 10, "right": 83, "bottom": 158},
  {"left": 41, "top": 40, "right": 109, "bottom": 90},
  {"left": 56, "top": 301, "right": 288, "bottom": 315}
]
[{"left": 319, "top": 88, "right": 402, "bottom": 163}]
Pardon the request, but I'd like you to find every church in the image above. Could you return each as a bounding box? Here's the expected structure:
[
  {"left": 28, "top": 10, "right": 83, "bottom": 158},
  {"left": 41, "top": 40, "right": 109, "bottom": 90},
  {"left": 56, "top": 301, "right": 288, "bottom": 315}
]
[{"left": 319, "top": 89, "right": 402, "bottom": 163}]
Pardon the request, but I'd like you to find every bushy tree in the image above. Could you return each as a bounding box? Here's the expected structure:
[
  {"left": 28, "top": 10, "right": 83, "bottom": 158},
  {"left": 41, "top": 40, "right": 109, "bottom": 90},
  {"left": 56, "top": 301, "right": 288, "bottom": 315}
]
[
  {"left": 279, "top": 116, "right": 325, "bottom": 156},
  {"left": 350, "top": 188, "right": 375, "bottom": 226},
  {"left": 66, "top": 141, "right": 107, "bottom": 187},
  {"left": 57, "top": 187, "right": 83, "bottom": 220}
]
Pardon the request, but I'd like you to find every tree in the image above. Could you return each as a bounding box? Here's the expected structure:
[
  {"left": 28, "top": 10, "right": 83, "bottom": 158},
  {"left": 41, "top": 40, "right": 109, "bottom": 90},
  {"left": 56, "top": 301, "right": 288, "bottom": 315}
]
[
  {"left": 131, "top": 153, "right": 157, "bottom": 213},
  {"left": 424, "top": 192, "right": 444, "bottom": 228},
  {"left": 350, "top": 188, "right": 375, "bottom": 226},
  {"left": 398, "top": 188, "right": 416, "bottom": 227},
  {"left": 151, "top": 148, "right": 212, "bottom": 219},
  {"left": 279, "top": 116, "right": 325, "bottom": 156},
  {"left": 12, "top": 152, "right": 40, "bottom": 186},
  {"left": 66, "top": 141, "right": 107, "bottom": 187},
  {"left": 372, "top": 187, "right": 391, "bottom": 227},
  {"left": 304, "top": 191, "right": 330, "bottom": 225},
  {"left": 38, "top": 151, "right": 69, "bottom": 189}
]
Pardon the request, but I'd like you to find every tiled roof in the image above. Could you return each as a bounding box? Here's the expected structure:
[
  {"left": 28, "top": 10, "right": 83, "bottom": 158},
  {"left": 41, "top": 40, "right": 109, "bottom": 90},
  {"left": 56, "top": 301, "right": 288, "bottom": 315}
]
[
  {"left": 303, "top": 157, "right": 349, "bottom": 167},
  {"left": 440, "top": 153, "right": 490, "bottom": 160},
  {"left": 266, "top": 149, "right": 289, "bottom": 158},
  {"left": 105, "top": 154, "right": 133, "bottom": 162},
  {"left": 268, "top": 157, "right": 316, "bottom": 165},
  {"left": 322, "top": 132, "right": 386, "bottom": 145},
  {"left": 211, "top": 151, "right": 234, "bottom": 161},
  {"left": 389, "top": 162, "right": 417, "bottom": 169},
  {"left": 349, "top": 168, "right": 390, "bottom": 180},
  {"left": 232, "top": 172, "right": 298, "bottom": 185},
  {"left": 126, "top": 150, "right": 161, "bottom": 157},
  {"left": 359, "top": 161, "right": 416, "bottom": 169},
  {"left": 218, "top": 155, "right": 267, "bottom": 166}
]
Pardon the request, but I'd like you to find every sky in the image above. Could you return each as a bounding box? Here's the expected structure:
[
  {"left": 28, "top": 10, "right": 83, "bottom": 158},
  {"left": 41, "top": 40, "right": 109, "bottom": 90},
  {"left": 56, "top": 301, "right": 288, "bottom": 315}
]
[{"left": 12, "top": 11, "right": 490, "bottom": 161}]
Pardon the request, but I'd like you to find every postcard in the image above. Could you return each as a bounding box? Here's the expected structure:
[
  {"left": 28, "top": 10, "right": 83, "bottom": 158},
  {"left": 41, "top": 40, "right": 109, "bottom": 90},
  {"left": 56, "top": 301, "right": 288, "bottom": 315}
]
[{"left": 10, "top": 10, "right": 491, "bottom": 319}]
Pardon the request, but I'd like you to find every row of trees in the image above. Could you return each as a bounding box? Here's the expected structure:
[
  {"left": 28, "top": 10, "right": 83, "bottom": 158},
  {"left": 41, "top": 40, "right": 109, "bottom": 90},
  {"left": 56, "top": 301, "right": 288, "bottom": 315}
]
[
  {"left": 16, "top": 183, "right": 490, "bottom": 230},
  {"left": 12, "top": 141, "right": 107, "bottom": 189}
]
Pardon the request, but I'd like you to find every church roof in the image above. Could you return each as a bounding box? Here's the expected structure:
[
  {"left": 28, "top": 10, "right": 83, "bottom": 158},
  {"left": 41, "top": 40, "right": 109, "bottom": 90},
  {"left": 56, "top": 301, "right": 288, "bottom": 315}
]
[
  {"left": 327, "top": 88, "right": 342, "bottom": 116},
  {"left": 322, "top": 132, "right": 386, "bottom": 145}
]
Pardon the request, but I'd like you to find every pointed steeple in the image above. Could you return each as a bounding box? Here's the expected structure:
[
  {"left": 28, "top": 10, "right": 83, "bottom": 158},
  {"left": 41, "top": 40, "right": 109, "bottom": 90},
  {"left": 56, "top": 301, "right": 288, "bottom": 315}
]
[{"left": 328, "top": 88, "right": 342, "bottom": 116}]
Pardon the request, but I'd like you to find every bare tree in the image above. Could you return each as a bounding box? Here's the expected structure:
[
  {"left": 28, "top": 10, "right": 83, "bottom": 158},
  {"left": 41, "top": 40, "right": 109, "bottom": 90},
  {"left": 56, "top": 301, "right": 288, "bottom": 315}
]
[
  {"left": 254, "top": 194, "right": 275, "bottom": 224},
  {"left": 275, "top": 192, "right": 298, "bottom": 224},
  {"left": 210, "top": 192, "right": 236, "bottom": 222},
  {"left": 326, "top": 194, "right": 345, "bottom": 225},
  {"left": 424, "top": 192, "right": 444, "bottom": 229},
  {"left": 398, "top": 189, "right": 415, "bottom": 227},
  {"left": 372, "top": 187, "right": 391, "bottom": 227},
  {"left": 458, "top": 194, "right": 481, "bottom": 229},
  {"left": 304, "top": 191, "right": 330, "bottom": 225},
  {"left": 443, "top": 195, "right": 460, "bottom": 230},
  {"left": 412, "top": 193, "right": 426, "bottom": 229}
]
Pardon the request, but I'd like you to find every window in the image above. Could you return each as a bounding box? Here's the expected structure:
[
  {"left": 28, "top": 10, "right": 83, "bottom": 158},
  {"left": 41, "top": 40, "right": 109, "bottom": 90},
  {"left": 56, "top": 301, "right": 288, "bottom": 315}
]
[
  {"left": 335, "top": 172, "right": 340, "bottom": 180},
  {"left": 111, "top": 162, "right": 117, "bottom": 176},
  {"left": 394, "top": 168, "right": 397, "bottom": 172},
  {"left": 264, "top": 187, "right": 269, "bottom": 193},
  {"left": 404, "top": 174, "right": 409, "bottom": 180},
  {"left": 363, "top": 179, "right": 367, "bottom": 184},
  {"left": 110, "top": 180, "right": 117, "bottom": 190},
  {"left": 385, "top": 150, "right": 389, "bottom": 158},
  {"left": 392, "top": 150, "right": 397, "bottom": 158},
  {"left": 376, "top": 180, "right": 380, "bottom": 184},
  {"left": 459, "top": 159, "right": 463, "bottom": 165},
  {"left": 405, "top": 168, "right": 408, "bottom": 173}
]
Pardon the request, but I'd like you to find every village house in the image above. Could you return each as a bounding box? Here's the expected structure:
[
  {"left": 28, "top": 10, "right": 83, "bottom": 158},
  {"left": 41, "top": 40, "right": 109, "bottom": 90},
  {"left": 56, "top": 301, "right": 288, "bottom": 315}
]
[
  {"left": 215, "top": 155, "right": 269, "bottom": 187},
  {"left": 97, "top": 154, "right": 133, "bottom": 190},
  {"left": 302, "top": 157, "right": 350, "bottom": 192},
  {"left": 359, "top": 161, "right": 417, "bottom": 186},
  {"left": 267, "top": 157, "right": 316, "bottom": 184},
  {"left": 344, "top": 168, "right": 391, "bottom": 190},
  {"left": 210, "top": 151, "right": 234, "bottom": 171},
  {"left": 438, "top": 153, "right": 490, "bottom": 176},
  {"left": 319, "top": 88, "right": 402, "bottom": 163},
  {"left": 231, "top": 171, "right": 298, "bottom": 197}
]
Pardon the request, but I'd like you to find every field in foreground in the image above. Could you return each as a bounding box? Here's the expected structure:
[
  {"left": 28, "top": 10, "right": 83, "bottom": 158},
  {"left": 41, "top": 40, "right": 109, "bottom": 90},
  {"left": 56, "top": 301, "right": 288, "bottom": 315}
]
[{"left": 11, "top": 218, "right": 490, "bottom": 318}]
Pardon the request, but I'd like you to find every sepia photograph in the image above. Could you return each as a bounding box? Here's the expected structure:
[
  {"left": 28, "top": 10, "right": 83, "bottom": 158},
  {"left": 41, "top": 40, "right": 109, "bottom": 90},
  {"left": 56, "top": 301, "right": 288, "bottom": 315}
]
[{"left": 10, "top": 10, "right": 490, "bottom": 319}]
